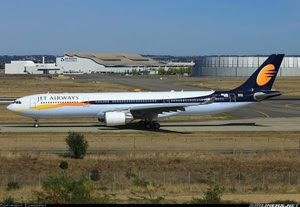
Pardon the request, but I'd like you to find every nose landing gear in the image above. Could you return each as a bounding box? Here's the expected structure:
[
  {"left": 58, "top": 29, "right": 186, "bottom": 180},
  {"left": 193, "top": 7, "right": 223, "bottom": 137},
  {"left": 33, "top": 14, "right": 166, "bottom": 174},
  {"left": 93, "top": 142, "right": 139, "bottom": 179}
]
[{"left": 33, "top": 118, "right": 39, "bottom": 128}]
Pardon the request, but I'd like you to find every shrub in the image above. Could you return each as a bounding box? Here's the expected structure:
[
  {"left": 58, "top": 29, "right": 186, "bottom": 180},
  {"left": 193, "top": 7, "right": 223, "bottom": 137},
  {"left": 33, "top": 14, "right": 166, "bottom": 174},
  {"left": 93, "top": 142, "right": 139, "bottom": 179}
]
[
  {"left": 125, "top": 171, "right": 165, "bottom": 204},
  {"left": 33, "top": 173, "right": 112, "bottom": 204},
  {"left": 204, "top": 181, "right": 224, "bottom": 203},
  {"left": 6, "top": 182, "right": 20, "bottom": 191},
  {"left": 236, "top": 171, "right": 243, "bottom": 181},
  {"left": 65, "top": 132, "right": 88, "bottom": 159},
  {"left": 3, "top": 196, "right": 15, "bottom": 204},
  {"left": 59, "top": 161, "right": 69, "bottom": 170},
  {"left": 190, "top": 181, "right": 224, "bottom": 204},
  {"left": 90, "top": 169, "right": 100, "bottom": 182}
]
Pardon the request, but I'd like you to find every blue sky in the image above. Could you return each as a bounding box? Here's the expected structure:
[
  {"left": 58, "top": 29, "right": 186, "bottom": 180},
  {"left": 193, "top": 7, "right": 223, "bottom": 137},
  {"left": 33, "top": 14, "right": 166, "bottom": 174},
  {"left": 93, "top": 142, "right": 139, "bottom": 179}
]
[{"left": 0, "top": 0, "right": 299, "bottom": 56}]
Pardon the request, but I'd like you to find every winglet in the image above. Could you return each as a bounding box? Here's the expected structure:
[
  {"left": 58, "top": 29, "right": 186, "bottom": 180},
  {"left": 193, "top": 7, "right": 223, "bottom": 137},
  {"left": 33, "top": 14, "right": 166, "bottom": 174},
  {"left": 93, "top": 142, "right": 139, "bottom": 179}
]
[{"left": 201, "top": 97, "right": 215, "bottom": 105}]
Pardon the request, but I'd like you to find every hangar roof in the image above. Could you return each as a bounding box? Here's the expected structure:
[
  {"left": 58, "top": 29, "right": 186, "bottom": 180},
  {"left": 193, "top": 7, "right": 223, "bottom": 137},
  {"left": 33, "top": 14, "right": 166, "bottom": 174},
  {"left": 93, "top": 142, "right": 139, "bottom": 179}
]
[{"left": 65, "top": 52, "right": 163, "bottom": 67}]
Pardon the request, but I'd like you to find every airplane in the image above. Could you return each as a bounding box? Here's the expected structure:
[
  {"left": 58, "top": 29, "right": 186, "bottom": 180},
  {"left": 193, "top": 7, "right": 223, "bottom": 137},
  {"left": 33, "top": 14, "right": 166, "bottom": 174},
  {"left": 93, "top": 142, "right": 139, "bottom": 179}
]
[{"left": 7, "top": 54, "right": 284, "bottom": 129}]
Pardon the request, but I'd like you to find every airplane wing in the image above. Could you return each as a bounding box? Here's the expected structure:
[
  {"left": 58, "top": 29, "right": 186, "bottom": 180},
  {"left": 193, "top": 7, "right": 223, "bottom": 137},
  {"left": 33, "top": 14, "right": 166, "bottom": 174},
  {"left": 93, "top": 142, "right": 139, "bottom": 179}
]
[
  {"left": 132, "top": 97, "right": 215, "bottom": 113},
  {"left": 102, "top": 97, "right": 215, "bottom": 119}
]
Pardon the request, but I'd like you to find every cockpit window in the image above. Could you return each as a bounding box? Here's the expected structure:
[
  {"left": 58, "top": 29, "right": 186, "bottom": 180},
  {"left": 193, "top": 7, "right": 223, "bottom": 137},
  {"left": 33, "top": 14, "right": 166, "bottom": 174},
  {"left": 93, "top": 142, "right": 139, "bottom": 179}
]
[{"left": 13, "top": 101, "right": 22, "bottom": 104}]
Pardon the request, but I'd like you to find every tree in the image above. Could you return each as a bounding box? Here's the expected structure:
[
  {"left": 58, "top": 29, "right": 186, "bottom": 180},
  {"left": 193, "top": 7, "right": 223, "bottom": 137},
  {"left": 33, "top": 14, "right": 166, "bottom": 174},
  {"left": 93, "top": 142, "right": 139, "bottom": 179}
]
[
  {"left": 131, "top": 68, "right": 137, "bottom": 75},
  {"left": 65, "top": 132, "right": 88, "bottom": 159},
  {"left": 157, "top": 68, "right": 166, "bottom": 75}
]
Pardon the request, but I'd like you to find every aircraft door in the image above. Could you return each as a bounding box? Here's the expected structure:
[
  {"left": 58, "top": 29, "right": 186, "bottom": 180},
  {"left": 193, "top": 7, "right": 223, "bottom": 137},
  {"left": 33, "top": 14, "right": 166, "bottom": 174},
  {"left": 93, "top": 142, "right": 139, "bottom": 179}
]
[
  {"left": 30, "top": 98, "right": 36, "bottom": 108},
  {"left": 229, "top": 93, "right": 236, "bottom": 102},
  {"left": 163, "top": 96, "right": 170, "bottom": 103},
  {"left": 83, "top": 97, "right": 89, "bottom": 107}
]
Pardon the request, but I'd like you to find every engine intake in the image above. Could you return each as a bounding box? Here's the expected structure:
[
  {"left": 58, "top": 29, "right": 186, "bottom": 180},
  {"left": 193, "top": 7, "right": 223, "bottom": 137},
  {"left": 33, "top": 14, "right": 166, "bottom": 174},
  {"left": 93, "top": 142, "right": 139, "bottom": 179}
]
[{"left": 104, "top": 111, "right": 133, "bottom": 126}]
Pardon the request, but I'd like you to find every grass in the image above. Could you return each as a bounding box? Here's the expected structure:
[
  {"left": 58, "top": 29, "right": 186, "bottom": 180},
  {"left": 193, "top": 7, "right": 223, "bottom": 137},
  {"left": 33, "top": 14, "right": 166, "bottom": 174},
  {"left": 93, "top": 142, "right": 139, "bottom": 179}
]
[
  {"left": 1, "top": 184, "right": 300, "bottom": 204},
  {"left": 0, "top": 131, "right": 300, "bottom": 175},
  {"left": 0, "top": 131, "right": 300, "bottom": 153},
  {"left": 1, "top": 167, "right": 300, "bottom": 203},
  {"left": 0, "top": 75, "right": 134, "bottom": 98},
  {"left": 0, "top": 130, "right": 299, "bottom": 203}
]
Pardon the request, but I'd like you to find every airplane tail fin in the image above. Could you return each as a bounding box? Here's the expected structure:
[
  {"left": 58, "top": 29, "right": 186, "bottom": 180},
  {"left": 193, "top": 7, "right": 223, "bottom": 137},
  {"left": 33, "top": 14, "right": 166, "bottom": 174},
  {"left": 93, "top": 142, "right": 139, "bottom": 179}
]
[{"left": 231, "top": 54, "right": 284, "bottom": 92}]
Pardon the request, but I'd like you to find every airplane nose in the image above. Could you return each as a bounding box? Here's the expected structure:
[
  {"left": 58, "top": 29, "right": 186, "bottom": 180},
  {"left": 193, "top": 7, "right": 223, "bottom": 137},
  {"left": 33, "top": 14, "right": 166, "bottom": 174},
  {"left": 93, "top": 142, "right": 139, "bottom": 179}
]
[{"left": 7, "top": 104, "right": 14, "bottom": 111}]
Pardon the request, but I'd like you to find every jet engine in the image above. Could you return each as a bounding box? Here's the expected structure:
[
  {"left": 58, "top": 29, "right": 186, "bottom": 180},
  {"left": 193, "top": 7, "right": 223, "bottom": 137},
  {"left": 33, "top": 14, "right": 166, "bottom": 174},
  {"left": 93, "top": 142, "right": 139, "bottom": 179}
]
[{"left": 104, "top": 111, "right": 133, "bottom": 126}]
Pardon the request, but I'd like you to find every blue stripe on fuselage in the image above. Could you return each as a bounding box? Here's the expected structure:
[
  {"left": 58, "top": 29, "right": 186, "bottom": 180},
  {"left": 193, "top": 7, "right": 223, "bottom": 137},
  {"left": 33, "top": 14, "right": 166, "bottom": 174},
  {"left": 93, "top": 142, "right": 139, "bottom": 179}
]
[{"left": 86, "top": 91, "right": 256, "bottom": 105}]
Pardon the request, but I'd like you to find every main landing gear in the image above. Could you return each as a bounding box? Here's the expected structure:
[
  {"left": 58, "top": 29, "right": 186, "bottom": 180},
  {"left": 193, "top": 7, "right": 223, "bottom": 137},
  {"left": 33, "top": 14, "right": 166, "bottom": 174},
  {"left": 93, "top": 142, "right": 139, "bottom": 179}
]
[
  {"left": 33, "top": 118, "right": 39, "bottom": 128},
  {"left": 138, "top": 120, "right": 160, "bottom": 130}
]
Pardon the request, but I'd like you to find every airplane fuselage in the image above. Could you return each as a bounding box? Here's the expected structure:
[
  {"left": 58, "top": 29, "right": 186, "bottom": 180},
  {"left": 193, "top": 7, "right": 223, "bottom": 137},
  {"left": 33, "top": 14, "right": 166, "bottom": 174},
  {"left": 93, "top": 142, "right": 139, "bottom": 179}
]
[{"left": 8, "top": 90, "right": 254, "bottom": 120}]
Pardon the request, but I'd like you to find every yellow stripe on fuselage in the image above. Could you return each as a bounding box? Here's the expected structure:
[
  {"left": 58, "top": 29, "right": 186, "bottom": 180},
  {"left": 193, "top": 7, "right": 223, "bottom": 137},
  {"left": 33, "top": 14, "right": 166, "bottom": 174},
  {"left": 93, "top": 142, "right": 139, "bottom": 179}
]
[
  {"left": 14, "top": 109, "right": 25, "bottom": 114},
  {"left": 29, "top": 102, "right": 90, "bottom": 110}
]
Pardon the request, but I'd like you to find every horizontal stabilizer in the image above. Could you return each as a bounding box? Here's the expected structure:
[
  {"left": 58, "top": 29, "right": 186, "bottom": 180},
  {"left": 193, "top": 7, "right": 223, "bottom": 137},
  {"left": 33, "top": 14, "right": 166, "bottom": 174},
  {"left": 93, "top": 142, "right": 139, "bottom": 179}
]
[{"left": 253, "top": 92, "right": 281, "bottom": 101}]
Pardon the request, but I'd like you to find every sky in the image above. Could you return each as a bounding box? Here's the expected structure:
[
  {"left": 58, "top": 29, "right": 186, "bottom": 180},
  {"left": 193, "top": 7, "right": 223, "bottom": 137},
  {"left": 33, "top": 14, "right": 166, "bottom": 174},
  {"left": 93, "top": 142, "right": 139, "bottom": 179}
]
[{"left": 0, "top": 0, "right": 299, "bottom": 56}]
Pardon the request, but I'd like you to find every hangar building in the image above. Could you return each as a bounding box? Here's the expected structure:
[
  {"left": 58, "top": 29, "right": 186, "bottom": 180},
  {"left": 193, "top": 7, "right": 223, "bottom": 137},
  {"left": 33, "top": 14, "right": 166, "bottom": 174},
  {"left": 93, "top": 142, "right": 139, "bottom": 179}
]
[
  {"left": 56, "top": 52, "right": 164, "bottom": 74},
  {"left": 5, "top": 57, "right": 60, "bottom": 74},
  {"left": 192, "top": 56, "right": 300, "bottom": 77}
]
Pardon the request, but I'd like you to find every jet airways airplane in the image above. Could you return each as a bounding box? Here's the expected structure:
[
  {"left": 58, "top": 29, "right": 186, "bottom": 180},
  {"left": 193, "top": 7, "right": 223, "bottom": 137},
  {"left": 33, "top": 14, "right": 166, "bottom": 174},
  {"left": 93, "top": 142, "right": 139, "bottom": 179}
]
[{"left": 7, "top": 54, "right": 284, "bottom": 129}]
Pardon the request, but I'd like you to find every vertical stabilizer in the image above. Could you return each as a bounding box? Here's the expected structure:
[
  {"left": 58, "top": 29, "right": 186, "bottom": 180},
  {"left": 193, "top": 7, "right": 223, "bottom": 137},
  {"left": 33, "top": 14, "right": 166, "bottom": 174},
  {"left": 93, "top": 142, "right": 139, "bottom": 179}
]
[{"left": 232, "top": 54, "right": 284, "bottom": 92}]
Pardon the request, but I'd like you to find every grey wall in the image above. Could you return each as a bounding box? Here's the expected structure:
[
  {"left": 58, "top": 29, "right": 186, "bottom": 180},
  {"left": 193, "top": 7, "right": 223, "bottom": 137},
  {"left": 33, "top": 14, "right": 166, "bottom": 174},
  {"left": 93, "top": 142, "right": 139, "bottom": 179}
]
[{"left": 192, "top": 56, "right": 300, "bottom": 77}]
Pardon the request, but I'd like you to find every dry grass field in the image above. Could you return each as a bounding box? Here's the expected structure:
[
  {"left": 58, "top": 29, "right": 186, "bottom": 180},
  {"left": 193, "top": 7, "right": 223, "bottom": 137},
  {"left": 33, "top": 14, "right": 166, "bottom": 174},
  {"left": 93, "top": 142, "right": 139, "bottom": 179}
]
[
  {"left": 0, "top": 132, "right": 299, "bottom": 153},
  {"left": 1, "top": 185, "right": 300, "bottom": 203},
  {"left": 1, "top": 132, "right": 300, "bottom": 203},
  {"left": 0, "top": 75, "right": 133, "bottom": 98},
  {"left": 0, "top": 150, "right": 300, "bottom": 203}
]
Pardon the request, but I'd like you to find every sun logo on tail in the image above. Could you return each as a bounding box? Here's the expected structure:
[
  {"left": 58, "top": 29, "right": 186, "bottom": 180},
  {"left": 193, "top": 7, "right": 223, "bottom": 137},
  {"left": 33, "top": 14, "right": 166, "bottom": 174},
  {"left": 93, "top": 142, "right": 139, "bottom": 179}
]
[{"left": 256, "top": 64, "right": 276, "bottom": 86}]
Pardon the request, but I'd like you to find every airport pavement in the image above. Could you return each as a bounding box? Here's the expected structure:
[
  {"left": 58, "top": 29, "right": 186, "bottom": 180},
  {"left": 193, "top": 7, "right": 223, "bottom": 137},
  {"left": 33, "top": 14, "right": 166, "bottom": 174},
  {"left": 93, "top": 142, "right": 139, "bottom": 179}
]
[
  {"left": 230, "top": 99, "right": 300, "bottom": 119},
  {"left": 1, "top": 117, "right": 300, "bottom": 133}
]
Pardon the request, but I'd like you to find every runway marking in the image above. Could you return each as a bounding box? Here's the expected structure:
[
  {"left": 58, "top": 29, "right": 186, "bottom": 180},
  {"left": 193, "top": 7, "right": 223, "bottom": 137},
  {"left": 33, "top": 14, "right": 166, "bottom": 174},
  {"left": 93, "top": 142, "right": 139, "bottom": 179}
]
[
  {"left": 253, "top": 110, "right": 270, "bottom": 118},
  {"left": 243, "top": 109, "right": 270, "bottom": 118},
  {"left": 284, "top": 104, "right": 300, "bottom": 109},
  {"left": 261, "top": 102, "right": 287, "bottom": 108}
]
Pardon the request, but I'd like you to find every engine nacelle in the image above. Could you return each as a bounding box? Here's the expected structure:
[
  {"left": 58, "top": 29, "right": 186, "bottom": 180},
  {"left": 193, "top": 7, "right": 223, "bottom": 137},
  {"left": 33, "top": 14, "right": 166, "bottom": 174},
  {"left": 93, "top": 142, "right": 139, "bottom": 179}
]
[{"left": 104, "top": 111, "right": 132, "bottom": 126}]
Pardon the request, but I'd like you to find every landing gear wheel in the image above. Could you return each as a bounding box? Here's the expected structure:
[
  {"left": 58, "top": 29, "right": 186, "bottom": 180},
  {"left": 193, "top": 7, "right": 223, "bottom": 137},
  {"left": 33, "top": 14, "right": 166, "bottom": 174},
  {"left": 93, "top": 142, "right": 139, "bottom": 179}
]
[
  {"left": 145, "top": 122, "right": 152, "bottom": 129},
  {"left": 153, "top": 122, "right": 160, "bottom": 130},
  {"left": 34, "top": 123, "right": 39, "bottom": 128},
  {"left": 138, "top": 120, "right": 145, "bottom": 127}
]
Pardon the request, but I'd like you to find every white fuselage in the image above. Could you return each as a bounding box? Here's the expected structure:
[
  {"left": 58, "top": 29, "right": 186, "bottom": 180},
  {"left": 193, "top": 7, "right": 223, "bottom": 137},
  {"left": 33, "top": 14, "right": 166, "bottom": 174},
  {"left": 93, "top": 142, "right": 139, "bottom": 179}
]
[{"left": 7, "top": 91, "right": 252, "bottom": 120}]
